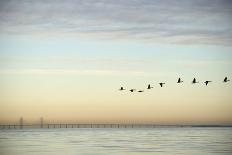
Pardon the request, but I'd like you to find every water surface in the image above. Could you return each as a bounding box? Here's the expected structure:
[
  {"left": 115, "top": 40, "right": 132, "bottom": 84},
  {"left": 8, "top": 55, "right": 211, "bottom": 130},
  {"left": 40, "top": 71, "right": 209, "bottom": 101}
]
[{"left": 0, "top": 127, "right": 231, "bottom": 155}]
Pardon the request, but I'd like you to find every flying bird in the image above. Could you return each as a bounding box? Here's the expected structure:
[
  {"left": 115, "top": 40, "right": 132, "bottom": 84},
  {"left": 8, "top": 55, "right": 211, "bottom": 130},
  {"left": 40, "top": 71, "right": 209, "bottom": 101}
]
[
  {"left": 159, "top": 83, "right": 165, "bottom": 87},
  {"left": 138, "top": 90, "right": 144, "bottom": 92},
  {"left": 129, "top": 89, "right": 136, "bottom": 92},
  {"left": 204, "top": 81, "right": 212, "bottom": 86},
  {"left": 177, "top": 78, "right": 183, "bottom": 83},
  {"left": 192, "top": 78, "right": 199, "bottom": 84},
  {"left": 119, "top": 87, "right": 125, "bottom": 91},
  {"left": 147, "top": 84, "right": 153, "bottom": 89},
  {"left": 223, "top": 77, "right": 230, "bottom": 82}
]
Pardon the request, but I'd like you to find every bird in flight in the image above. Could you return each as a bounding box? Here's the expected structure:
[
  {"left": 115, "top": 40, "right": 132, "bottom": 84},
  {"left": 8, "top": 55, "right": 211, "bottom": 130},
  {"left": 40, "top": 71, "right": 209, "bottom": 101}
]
[
  {"left": 138, "top": 90, "right": 144, "bottom": 92},
  {"left": 223, "top": 77, "right": 230, "bottom": 82},
  {"left": 129, "top": 89, "right": 136, "bottom": 92},
  {"left": 177, "top": 78, "right": 183, "bottom": 83},
  {"left": 147, "top": 84, "right": 153, "bottom": 89},
  {"left": 119, "top": 87, "right": 125, "bottom": 91},
  {"left": 204, "top": 81, "right": 212, "bottom": 86},
  {"left": 192, "top": 78, "right": 199, "bottom": 84},
  {"left": 159, "top": 83, "right": 165, "bottom": 87}
]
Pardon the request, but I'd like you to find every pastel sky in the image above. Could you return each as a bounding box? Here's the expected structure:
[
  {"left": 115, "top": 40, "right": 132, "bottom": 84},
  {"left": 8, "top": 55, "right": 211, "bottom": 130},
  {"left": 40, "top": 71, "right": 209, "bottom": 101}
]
[{"left": 0, "top": 0, "right": 232, "bottom": 125}]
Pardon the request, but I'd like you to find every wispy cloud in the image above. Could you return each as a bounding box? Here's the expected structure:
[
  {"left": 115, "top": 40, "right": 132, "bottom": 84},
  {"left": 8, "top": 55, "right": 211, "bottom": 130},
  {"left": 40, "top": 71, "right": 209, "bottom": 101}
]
[
  {"left": 1, "top": 57, "right": 231, "bottom": 72},
  {"left": 0, "top": 68, "right": 167, "bottom": 77},
  {"left": 0, "top": 0, "right": 231, "bottom": 45},
  {"left": 0, "top": 57, "right": 150, "bottom": 65}
]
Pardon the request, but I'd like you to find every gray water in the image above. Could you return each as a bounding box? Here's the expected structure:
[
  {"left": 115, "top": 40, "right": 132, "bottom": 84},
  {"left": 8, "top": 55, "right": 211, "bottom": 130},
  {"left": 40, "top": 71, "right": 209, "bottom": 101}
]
[{"left": 0, "top": 127, "right": 232, "bottom": 155}]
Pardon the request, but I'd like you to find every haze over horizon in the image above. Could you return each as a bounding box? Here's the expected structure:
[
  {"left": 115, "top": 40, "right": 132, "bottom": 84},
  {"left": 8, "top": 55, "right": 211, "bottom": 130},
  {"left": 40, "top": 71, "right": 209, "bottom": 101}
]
[{"left": 0, "top": 0, "right": 232, "bottom": 125}]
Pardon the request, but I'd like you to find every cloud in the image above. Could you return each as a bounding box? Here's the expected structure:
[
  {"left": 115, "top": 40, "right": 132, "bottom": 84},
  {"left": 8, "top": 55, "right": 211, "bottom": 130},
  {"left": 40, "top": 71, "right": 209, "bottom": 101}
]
[
  {"left": 0, "top": 0, "right": 232, "bottom": 45},
  {"left": 175, "top": 60, "right": 232, "bottom": 68},
  {"left": 0, "top": 57, "right": 153, "bottom": 66},
  {"left": 0, "top": 68, "right": 167, "bottom": 77}
]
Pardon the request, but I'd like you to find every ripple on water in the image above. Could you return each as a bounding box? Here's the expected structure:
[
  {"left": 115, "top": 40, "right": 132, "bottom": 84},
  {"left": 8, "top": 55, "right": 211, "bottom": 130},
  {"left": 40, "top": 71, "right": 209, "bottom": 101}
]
[{"left": 0, "top": 127, "right": 232, "bottom": 155}]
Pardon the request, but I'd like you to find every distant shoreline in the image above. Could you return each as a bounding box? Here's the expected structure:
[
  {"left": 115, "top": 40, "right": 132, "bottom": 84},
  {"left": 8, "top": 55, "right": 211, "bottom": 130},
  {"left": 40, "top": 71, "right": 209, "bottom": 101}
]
[{"left": 1, "top": 124, "right": 232, "bottom": 129}]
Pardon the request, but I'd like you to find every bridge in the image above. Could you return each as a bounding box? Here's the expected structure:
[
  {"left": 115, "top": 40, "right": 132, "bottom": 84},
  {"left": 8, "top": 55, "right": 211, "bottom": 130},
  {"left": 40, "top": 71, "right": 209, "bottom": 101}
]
[{"left": 0, "top": 123, "right": 192, "bottom": 129}]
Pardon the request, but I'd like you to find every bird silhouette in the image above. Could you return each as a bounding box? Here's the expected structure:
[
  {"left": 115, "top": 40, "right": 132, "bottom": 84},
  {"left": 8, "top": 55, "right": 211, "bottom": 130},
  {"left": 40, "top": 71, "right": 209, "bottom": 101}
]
[
  {"left": 147, "top": 84, "right": 153, "bottom": 89},
  {"left": 159, "top": 83, "right": 165, "bottom": 87},
  {"left": 177, "top": 78, "right": 183, "bottom": 83},
  {"left": 192, "top": 78, "right": 199, "bottom": 84},
  {"left": 223, "top": 77, "right": 230, "bottom": 82},
  {"left": 204, "top": 81, "right": 212, "bottom": 86},
  {"left": 138, "top": 90, "right": 144, "bottom": 92},
  {"left": 119, "top": 87, "right": 125, "bottom": 91},
  {"left": 129, "top": 89, "right": 136, "bottom": 92}
]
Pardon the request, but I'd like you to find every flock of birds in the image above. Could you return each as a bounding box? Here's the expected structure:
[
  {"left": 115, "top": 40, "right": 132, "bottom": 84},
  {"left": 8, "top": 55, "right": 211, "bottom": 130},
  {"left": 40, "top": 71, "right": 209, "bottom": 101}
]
[{"left": 119, "top": 77, "right": 230, "bottom": 92}]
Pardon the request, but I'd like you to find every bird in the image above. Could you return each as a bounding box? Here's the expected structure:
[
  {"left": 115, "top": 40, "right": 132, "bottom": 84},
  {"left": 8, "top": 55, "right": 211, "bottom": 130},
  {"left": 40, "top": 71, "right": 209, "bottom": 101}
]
[
  {"left": 129, "top": 89, "right": 136, "bottom": 92},
  {"left": 177, "top": 78, "right": 183, "bottom": 83},
  {"left": 159, "top": 83, "right": 165, "bottom": 87},
  {"left": 138, "top": 90, "right": 144, "bottom": 92},
  {"left": 147, "top": 84, "right": 153, "bottom": 89},
  {"left": 204, "top": 81, "right": 212, "bottom": 86},
  {"left": 223, "top": 77, "right": 230, "bottom": 82},
  {"left": 119, "top": 87, "right": 125, "bottom": 91},
  {"left": 192, "top": 78, "right": 199, "bottom": 84}
]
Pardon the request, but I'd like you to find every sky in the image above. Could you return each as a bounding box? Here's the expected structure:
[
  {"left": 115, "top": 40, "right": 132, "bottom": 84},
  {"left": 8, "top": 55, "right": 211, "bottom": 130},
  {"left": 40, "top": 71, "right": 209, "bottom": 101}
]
[{"left": 0, "top": 0, "right": 232, "bottom": 125}]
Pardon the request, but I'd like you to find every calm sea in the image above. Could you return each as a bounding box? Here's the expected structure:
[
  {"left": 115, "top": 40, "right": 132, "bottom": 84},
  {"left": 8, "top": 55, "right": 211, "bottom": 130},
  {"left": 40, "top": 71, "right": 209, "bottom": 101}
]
[{"left": 0, "top": 127, "right": 231, "bottom": 155}]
